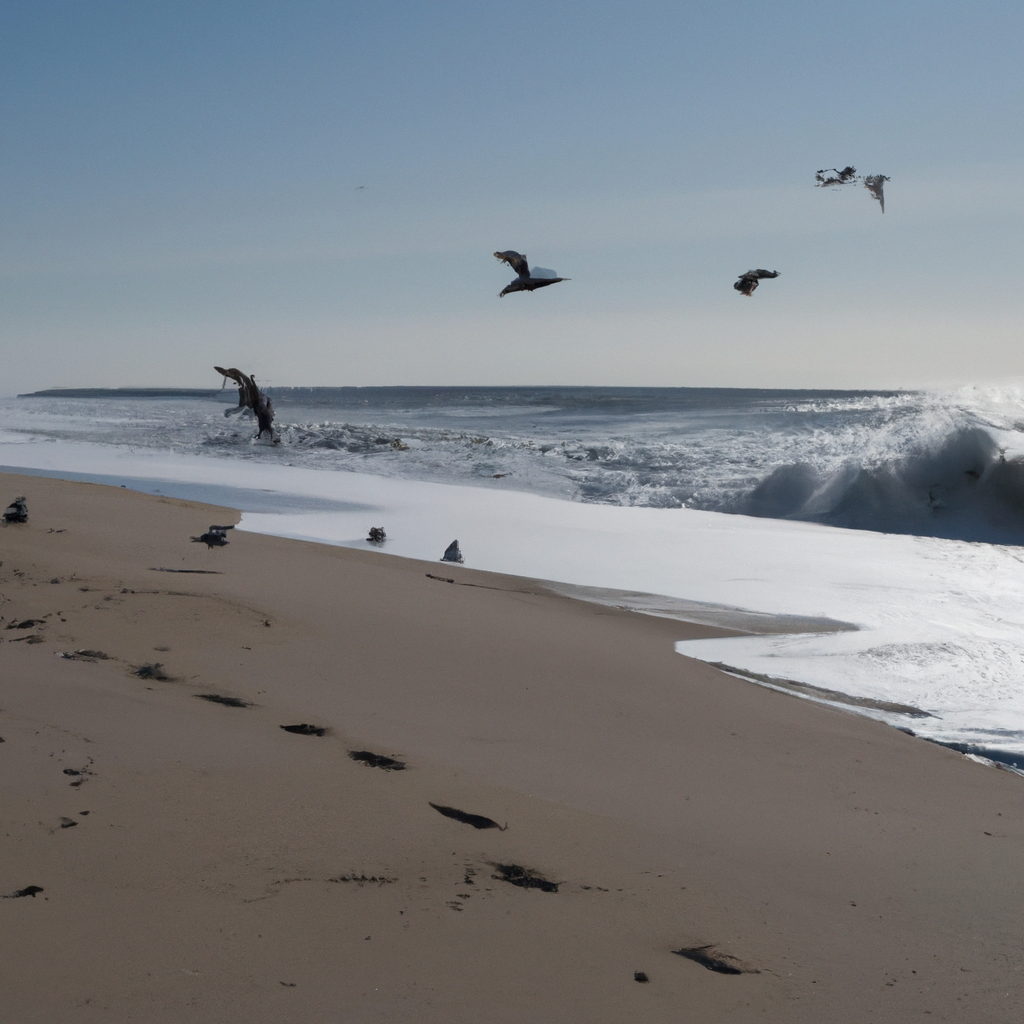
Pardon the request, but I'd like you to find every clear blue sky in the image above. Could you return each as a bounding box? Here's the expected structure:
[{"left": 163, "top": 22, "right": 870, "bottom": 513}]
[{"left": 2, "top": 1, "right": 1022, "bottom": 393}]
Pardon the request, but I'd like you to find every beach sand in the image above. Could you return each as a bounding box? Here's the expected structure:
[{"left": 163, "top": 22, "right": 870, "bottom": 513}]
[{"left": 1, "top": 471, "right": 1022, "bottom": 1023}]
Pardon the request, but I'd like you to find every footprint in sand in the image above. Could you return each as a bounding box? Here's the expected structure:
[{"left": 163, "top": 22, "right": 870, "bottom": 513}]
[
  {"left": 428, "top": 802, "right": 506, "bottom": 830},
  {"left": 348, "top": 750, "right": 406, "bottom": 771},
  {"left": 489, "top": 863, "right": 558, "bottom": 893},
  {"left": 196, "top": 694, "right": 253, "bottom": 708},
  {"left": 672, "top": 945, "right": 757, "bottom": 975},
  {"left": 133, "top": 663, "right": 172, "bottom": 680}
]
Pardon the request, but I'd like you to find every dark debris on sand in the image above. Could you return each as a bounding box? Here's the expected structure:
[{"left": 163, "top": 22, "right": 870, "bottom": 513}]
[
  {"left": 196, "top": 693, "right": 253, "bottom": 708},
  {"left": 348, "top": 750, "right": 406, "bottom": 771},
  {"left": 149, "top": 567, "right": 223, "bottom": 574},
  {"left": 61, "top": 649, "right": 109, "bottom": 661},
  {"left": 281, "top": 724, "right": 327, "bottom": 736},
  {"left": 490, "top": 863, "right": 558, "bottom": 893},
  {"left": 429, "top": 802, "right": 506, "bottom": 830},
  {"left": 326, "top": 873, "right": 397, "bottom": 885},
  {"left": 133, "top": 663, "right": 171, "bottom": 680},
  {"left": 672, "top": 945, "right": 755, "bottom": 974},
  {"left": 634, "top": 971, "right": 650, "bottom": 983},
  {"left": 3, "top": 886, "right": 44, "bottom": 899}
]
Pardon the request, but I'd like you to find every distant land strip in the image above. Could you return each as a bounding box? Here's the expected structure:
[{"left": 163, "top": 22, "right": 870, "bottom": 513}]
[{"left": 19, "top": 388, "right": 225, "bottom": 399}]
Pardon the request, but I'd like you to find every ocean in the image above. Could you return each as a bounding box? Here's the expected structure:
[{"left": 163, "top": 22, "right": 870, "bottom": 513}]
[{"left": 3, "top": 384, "right": 1024, "bottom": 771}]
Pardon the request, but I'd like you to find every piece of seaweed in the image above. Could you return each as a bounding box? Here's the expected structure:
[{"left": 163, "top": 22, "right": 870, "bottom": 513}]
[
  {"left": 348, "top": 750, "right": 406, "bottom": 771},
  {"left": 196, "top": 694, "right": 252, "bottom": 708},
  {"left": 281, "top": 724, "right": 327, "bottom": 736},
  {"left": 672, "top": 946, "right": 745, "bottom": 974},
  {"left": 429, "top": 802, "right": 505, "bottom": 830},
  {"left": 490, "top": 863, "right": 558, "bottom": 893}
]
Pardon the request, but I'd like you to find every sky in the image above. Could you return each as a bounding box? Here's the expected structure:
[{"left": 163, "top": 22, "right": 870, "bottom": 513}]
[{"left": 2, "top": 0, "right": 1022, "bottom": 394}]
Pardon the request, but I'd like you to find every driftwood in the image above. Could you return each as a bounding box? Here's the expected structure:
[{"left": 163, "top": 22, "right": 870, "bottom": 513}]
[
  {"left": 367, "top": 527, "right": 386, "bottom": 543},
  {"left": 214, "top": 366, "right": 276, "bottom": 439}
]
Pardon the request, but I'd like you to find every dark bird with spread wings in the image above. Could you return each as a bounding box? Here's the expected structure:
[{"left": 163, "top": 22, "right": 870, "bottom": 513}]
[
  {"left": 214, "top": 366, "right": 276, "bottom": 440},
  {"left": 734, "top": 269, "right": 780, "bottom": 297},
  {"left": 493, "top": 250, "right": 569, "bottom": 297}
]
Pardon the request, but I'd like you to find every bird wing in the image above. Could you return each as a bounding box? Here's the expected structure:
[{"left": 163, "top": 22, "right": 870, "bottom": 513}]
[
  {"left": 494, "top": 250, "right": 530, "bottom": 278},
  {"left": 815, "top": 166, "right": 857, "bottom": 187},
  {"left": 214, "top": 366, "right": 260, "bottom": 409},
  {"left": 861, "top": 174, "right": 888, "bottom": 212},
  {"left": 753, "top": 269, "right": 780, "bottom": 279}
]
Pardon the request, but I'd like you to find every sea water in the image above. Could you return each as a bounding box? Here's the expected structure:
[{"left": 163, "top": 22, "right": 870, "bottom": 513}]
[{"left": 3, "top": 385, "right": 1024, "bottom": 770}]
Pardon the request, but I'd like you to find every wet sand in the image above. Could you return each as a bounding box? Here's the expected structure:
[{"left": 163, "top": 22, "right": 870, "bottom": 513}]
[{"left": 1, "top": 471, "right": 1022, "bottom": 1023}]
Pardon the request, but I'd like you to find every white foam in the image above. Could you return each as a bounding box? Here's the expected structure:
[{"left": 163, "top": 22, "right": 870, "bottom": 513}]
[{"left": 4, "top": 436, "right": 1024, "bottom": 762}]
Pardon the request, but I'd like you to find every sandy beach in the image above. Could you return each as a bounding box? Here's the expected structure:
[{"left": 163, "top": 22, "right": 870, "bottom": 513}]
[{"left": 1, "top": 470, "right": 1022, "bottom": 1023}]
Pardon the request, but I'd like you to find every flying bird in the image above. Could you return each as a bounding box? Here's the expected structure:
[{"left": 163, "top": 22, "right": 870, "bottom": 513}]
[
  {"left": 734, "top": 269, "right": 780, "bottom": 297},
  {"left": 214, "top": 366, "right": 276, "bottom": 440},
  {"left": 815, "top": 165, "right": 890, "bottom": 212},
  {"left": 493, "top": 250, "right": 569, "bottom": 297}
]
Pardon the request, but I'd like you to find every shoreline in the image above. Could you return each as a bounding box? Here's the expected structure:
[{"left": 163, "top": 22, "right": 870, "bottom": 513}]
[
  {"left": 7, "top": 454, "right": 1024, "bottom": 767},
  {"left": 2, "top": 471, "right": 1023, "bottom": 1022}
]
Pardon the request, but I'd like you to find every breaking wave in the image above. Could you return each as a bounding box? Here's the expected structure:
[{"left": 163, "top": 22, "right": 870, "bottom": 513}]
[{"left": 7, "top": 383, "right": 1024, "bottom": 544}]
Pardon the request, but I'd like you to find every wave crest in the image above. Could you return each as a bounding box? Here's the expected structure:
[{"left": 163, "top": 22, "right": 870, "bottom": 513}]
[{"left": 741, "top": 427, "right": 1024, "bottom": 542}]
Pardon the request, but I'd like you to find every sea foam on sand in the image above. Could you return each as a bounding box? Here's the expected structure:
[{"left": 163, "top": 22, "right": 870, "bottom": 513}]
[{"left": 3, "top": 437, "right": 1024, "bottom": 764}]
